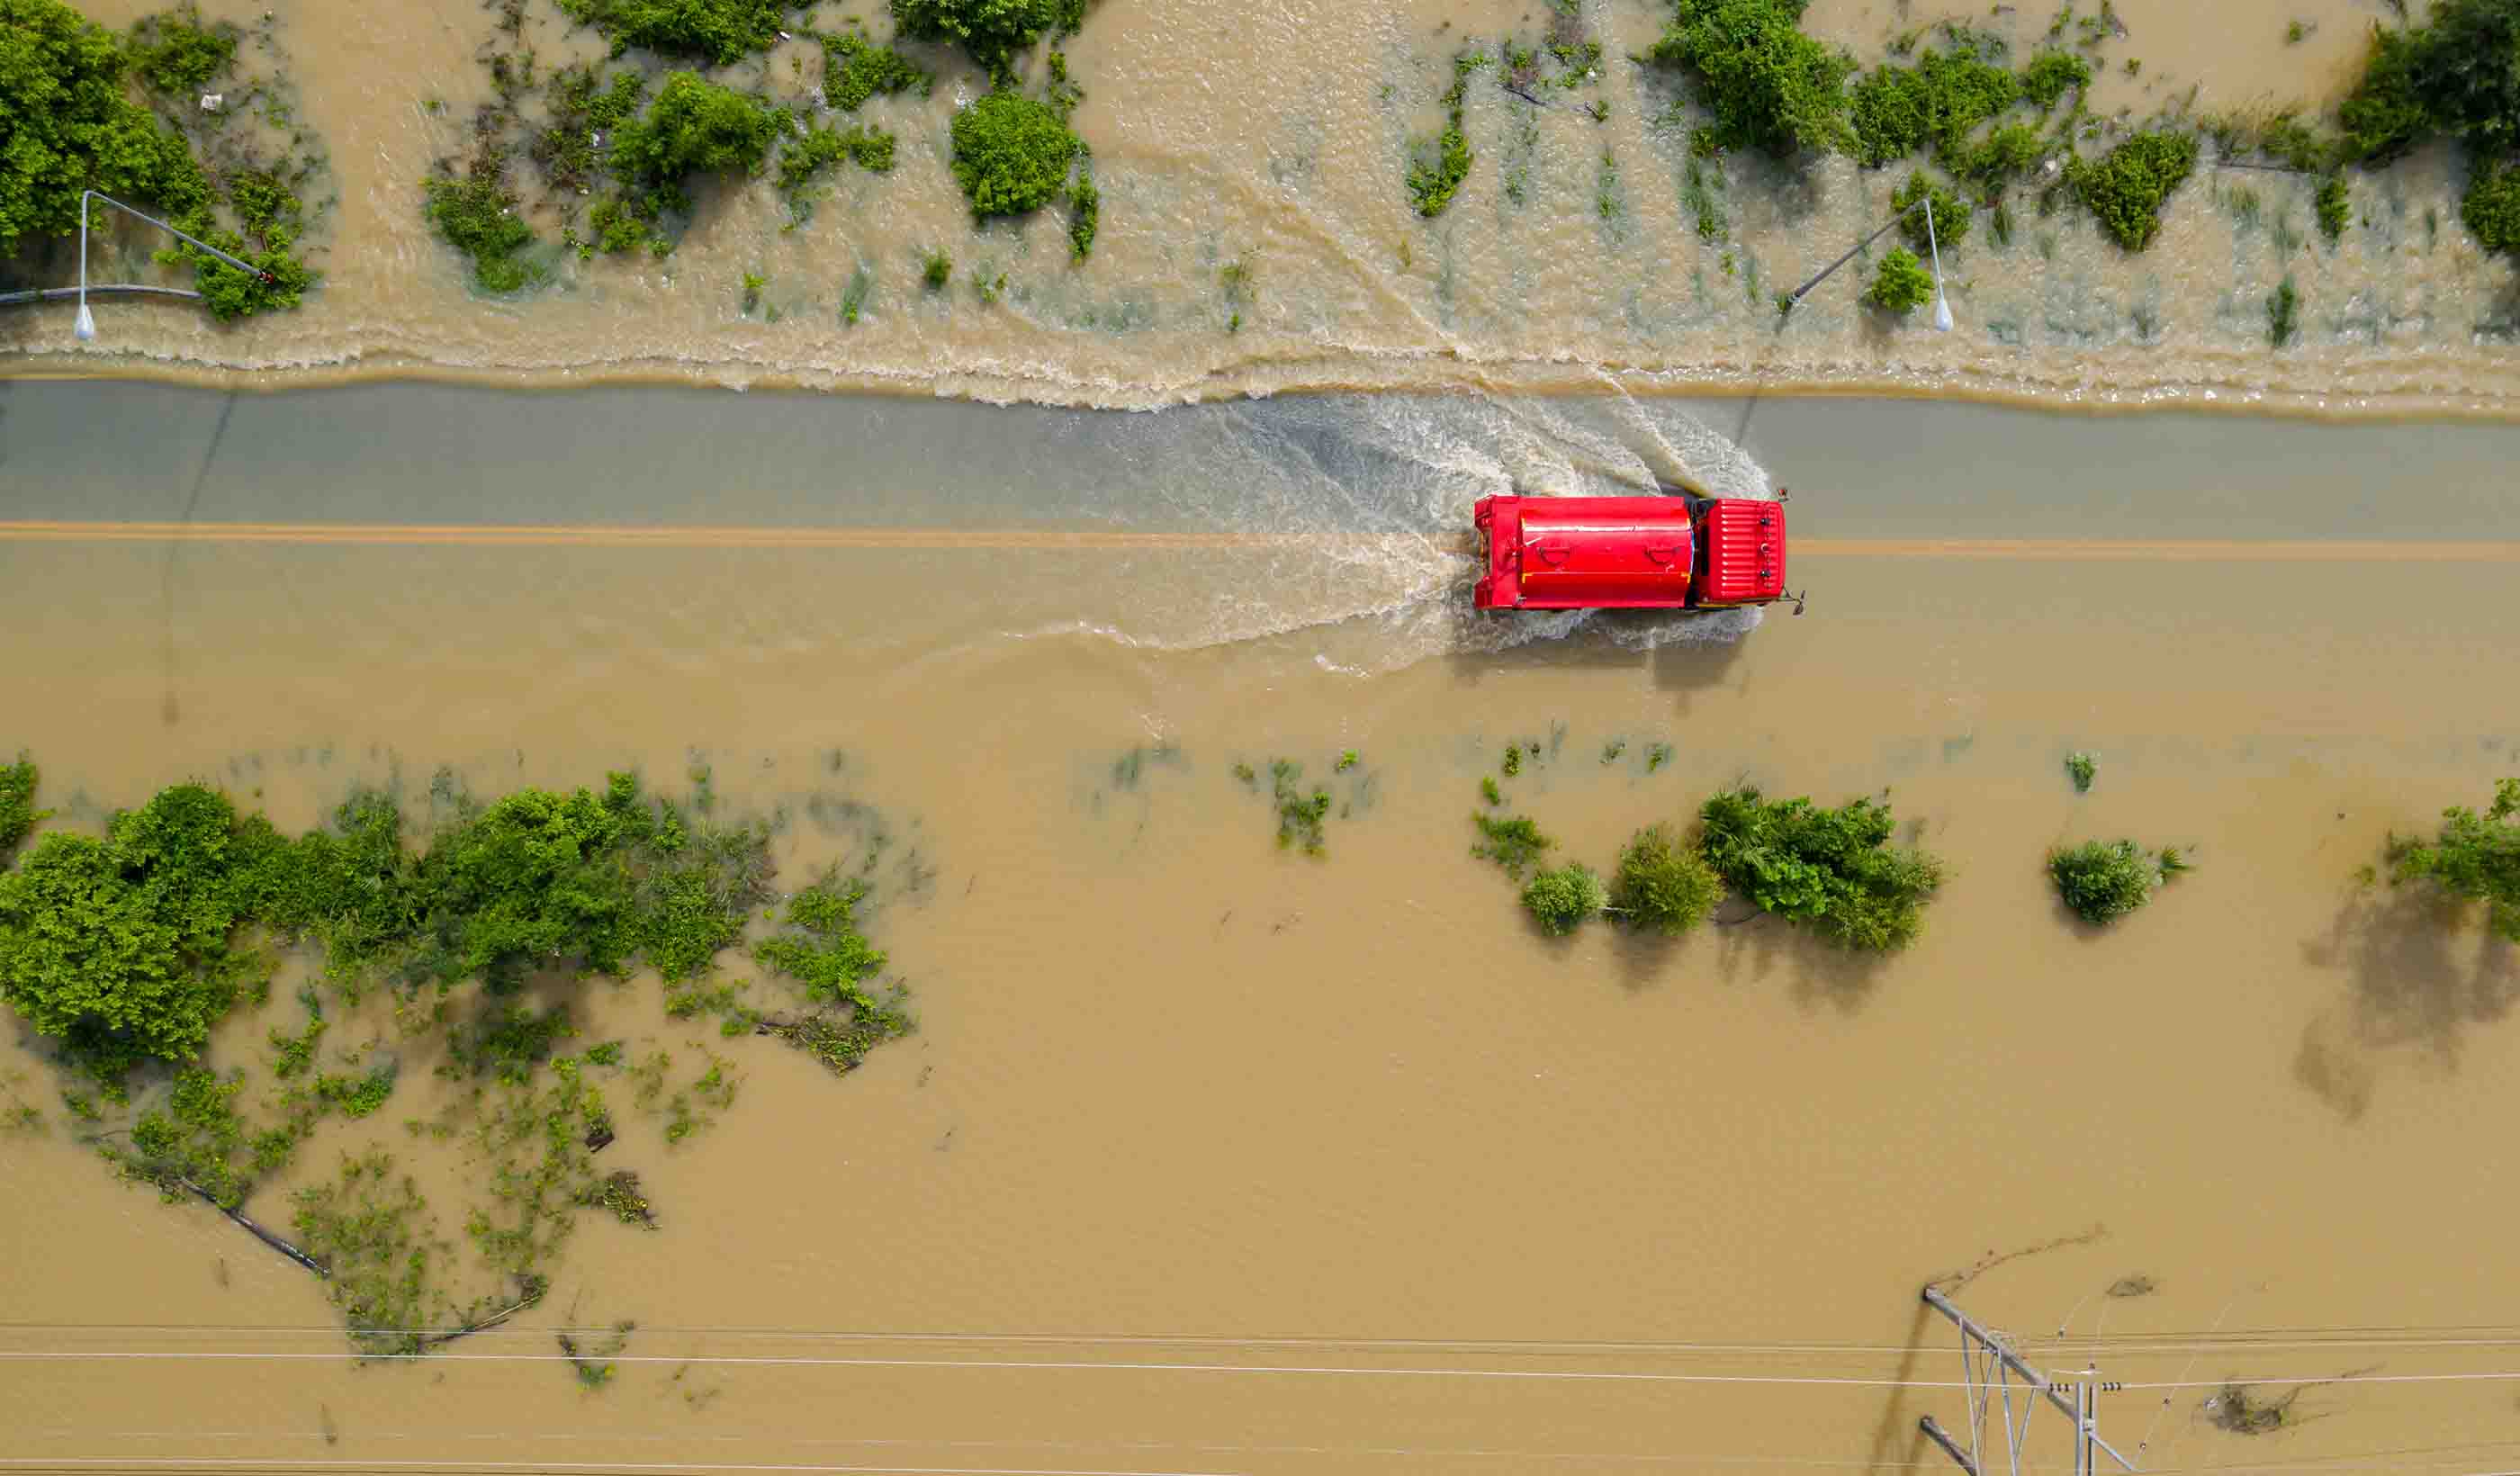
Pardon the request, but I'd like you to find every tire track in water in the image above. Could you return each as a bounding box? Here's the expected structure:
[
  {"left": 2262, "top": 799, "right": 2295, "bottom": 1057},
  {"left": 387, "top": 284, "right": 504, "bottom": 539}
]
[{"left": 3, "top": 521, "right": 2518, "bottom": 562}]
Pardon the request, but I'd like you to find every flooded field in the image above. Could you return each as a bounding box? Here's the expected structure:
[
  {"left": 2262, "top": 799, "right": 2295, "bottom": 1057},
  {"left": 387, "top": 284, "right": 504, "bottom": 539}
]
[
  {"left": 5, "top": 0, "right": 2519, "bottom": 416},
  {"left": 3, "top": 381, "right": 2518, "bottom": 1472}
]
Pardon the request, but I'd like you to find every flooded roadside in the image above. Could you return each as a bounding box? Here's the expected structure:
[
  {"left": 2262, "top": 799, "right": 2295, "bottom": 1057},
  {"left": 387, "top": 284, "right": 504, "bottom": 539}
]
[
  {"left": 2, "top": 382, "right": 2517, "bottom": 1470},
  {"left": 6, "top": 0, "right": 2519, "bottom": 418}
]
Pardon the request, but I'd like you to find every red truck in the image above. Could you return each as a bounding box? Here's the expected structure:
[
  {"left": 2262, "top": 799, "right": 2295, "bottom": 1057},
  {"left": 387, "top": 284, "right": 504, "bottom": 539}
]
[{"left": 1472, "top": 490, "right": 1790, "bottom": 613}]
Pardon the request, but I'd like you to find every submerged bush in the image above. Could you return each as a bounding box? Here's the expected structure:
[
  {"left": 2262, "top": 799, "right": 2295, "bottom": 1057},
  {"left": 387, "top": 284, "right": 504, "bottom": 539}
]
[
  {"left": 1644, "top": 0, "right": 1854, "bottom": 158},
  {"left": 1522, "top": 864, "right": 1608, "bottom": 937},
  {"left": 2048, "top": 839, "right": 2187, "bottom": 925},
  {"left": 124, "top": 4, "right": 237, "bottom": 93},
  {"left": 557, "top": 0, "right": 797, "bottom": 64},
  {"left": 1696, "top": 787, "right": 1947, "bottom": 951},
  {"left": 2390, "top": 777, "right": 2520, "bottom": 941},
  {"left": 2018, "top": 50, "right": 2090, "bottom": 111},
  {"left": 1867, "top": 245, "right": 1934, "bottom": 311},
  {"left": 892, "top": 0, "right": 1084, "bottom": 74},
  {"left": 2464, "top": 161, "right": 2520, "bottom": 255},
  {"left": 1893, "top": 171, "right": 1972, "bottom": 251},
  {"left": 1472, "top": 812, "right": 1553, "bottom": 879},
  {"left": 823, "top": 30, "right": 931, "bottom": 110},
  {"left": 2337, "top": 0, "right": 2520, "bottom": 164},
  {"left": 0, "top": 765, "right": 773, "bottom": 1084},
  {"left": 1848, "top": 39, "right": 2019, "bottom": 168},
  {"left": 950, "top": 90, "right": 1079, "bottom": 217},
  {"left": 2071, "top": 130, "right": 2198, "bottom": 251},
  {"left": 1610, "top": 824, "right": 1722, "bottom": 935}
]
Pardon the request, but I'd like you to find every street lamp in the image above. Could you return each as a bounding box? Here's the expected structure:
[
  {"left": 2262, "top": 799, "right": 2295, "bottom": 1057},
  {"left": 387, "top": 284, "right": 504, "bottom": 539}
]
[
  {"left": 1780, "top": 192, "right": 1957, "bottom": 326},
  {"left": 76, "top": 188, "right": 272, "bottom": 343}
]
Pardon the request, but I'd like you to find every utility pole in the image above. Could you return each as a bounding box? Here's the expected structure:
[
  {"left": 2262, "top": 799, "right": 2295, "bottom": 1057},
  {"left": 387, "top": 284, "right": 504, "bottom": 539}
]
[{"left": 1917, "top": 1284, "right": 2135, "bottom": 1475}]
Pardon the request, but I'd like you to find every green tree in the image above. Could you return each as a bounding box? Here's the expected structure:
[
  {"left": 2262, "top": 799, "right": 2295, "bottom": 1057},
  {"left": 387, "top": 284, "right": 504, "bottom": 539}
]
[
  {"left": 891, "top": 0, "right": 1084, "bottom": 74},
  {"left": 1867, "top": 246, "right": 1934, "bottom": 310},
  {"left": 949, "top": 90, "right": 1079, "bottom": 217},
  {"left": 1521, "top": 864, "right": 1608, "bottom": 937},
  {"left": 1609, "top": 824, "right": 1722, "bottom": 935},
  {"left": 611, "top": 71, "right": 783, "bottom": 208},
  {"left": 1644, "top": 0, "right": 1855, "bottom": 159},
  {"left": 0, "top": 0, "right": 212, "bottom": 254},
  {"left": 0, "top": 785, "right": 255, "bottom": 1080},
  {"left": 1696, "top": 787, "right": 1948, "bottom": 951},
  {"left": 2390, "top": 778, "right": 2520, "bottom": 940}
]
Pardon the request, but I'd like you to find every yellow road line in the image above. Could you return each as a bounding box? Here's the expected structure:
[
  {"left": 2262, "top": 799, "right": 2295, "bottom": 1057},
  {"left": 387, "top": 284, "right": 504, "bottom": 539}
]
[{"left": 0, "top": 521, "right": 2513, "bottom": 562}]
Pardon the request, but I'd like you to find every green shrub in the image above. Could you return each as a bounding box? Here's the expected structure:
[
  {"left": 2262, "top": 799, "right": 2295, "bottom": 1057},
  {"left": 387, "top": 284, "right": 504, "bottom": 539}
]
[
  {"left": 2065, "top": 752, "right": 2096, "bottom": 792},
  {"left": 891, "top": 0, "right": 1084, "bottom": 74},
  {"left": 557, "top": 0, "right": 796, "bottom": 64},
  {"left": 778, "top": 123, "right": 896, "bottom": 198},
  {"left": 2267, "top": 274, "right": 2298, "bottom": 346},
  {"left": 2316, "top": 175, "right": 2350, "bottom": 243},
  {"left": 824, "top": 30, "right": 931, "bottom": 110},
  {"left": 2390, "top": 777, "right": 2520, "bottom": 941},
  {"left": 949, "top": 90, "right": 1079, "bottom": 217},
  {"left": 2337, "top": 0, "right": 2520, "bottom": 163},
  {"left": 2018, "top": 49, "right": 2090, "bottom": 111},
  {"left": 1644, "top": 0, "right": 1854, "bottom": 158},
  {"left": 0, "top": 0, "right": 214, "bottom": 255},
  {"left": 1867, "top": 245, "right": 1934, "bottom": 310},
  {"left": 922, "top": 246, "right": 952, "bottom": 287},
  {"left": 1848, "top": 41, "right": 2017, "bottom": 167},
  {"left": 1067, "top": 167, "right": 1097, "bottom": 260},
  {"left": 1472, "top": 813, "right": 1553, "bottom": 879},
  {"left": 2071, "top": 130, "right": 2198, "bottom": 251},
  {"left": 611, "top": 71, "right": 783, "bottom": 208},
  {"left": 2048, "top": 839, "right": 2184, "bottom": 925},
  {"left": 1522, "top": 864, "right": 1608, "bottom": 936},
  {"left": 0, "top": 755, "right": 41, "bottom": 856},
  {"left": 2463, "top": 160, "right": 2520, "bottom": 254},
  {"left": 1893, "top": 171, "right": 1971, "bottom": 251},
  {"left": 125, "top": 4, "right": 237, "bottom": 93},
  {"left": 2338, "top": 22, "right": 2434, "bottom": 164},
  {"left": 1957, "top": 122, "right": 2043, "bottom": 191},
  {"left": 1609, "top": 824, "right": 1722, "bottom": 935},
  {"left": 423, "top": 172, "right": 536, "bottom": 289},
  {"left": 1696, "top": 787, "right": 1947, "bottom": 951}
]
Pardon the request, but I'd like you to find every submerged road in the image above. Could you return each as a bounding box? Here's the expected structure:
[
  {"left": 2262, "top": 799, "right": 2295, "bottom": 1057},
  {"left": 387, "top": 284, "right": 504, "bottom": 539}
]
[{"left": 4, "top": 518, "right": 2520, "bottom": 563}]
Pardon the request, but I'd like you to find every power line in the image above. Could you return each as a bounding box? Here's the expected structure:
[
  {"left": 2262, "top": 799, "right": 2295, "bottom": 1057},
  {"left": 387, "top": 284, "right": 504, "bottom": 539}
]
[{"left": 4, "top": 1347, "right": 2520, "bottom": 1394}]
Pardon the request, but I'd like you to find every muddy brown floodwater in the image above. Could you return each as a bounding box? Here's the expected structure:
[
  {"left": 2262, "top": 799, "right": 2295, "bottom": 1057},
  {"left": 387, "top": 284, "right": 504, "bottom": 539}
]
[
  {"left": 6, "top": 0, "right": 2519, "bottom": 416},
  {"left": 1, "top": 381, "right": 2516, "bottom": 1472}
]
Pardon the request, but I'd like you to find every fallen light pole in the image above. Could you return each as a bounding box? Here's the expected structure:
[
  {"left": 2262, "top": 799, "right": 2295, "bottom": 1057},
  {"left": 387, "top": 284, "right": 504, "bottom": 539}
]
[
  {"left": 1779, "top": 194, "right": 1953, "bottom": 328},
  {"left": 72, "top": 188, "right": 273, "bottom": 342}
]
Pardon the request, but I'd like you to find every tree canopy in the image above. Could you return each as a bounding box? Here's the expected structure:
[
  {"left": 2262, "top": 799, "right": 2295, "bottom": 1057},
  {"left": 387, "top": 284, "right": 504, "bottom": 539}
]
[
  {"left": 1696, "top": 787, "right": 1947, "bottom": 950},
  {"left": 2391, "top": 778, "right": 2520, "bottom": 941},
  {"left": 1644, "top": 0, "right": 1855, "bottom": 158},
  {"left": 0, "top": 0, "right": 211, "bottom": 254},
  {"left": 949, "top": 89, "right": 1079, "bottom": 218}
]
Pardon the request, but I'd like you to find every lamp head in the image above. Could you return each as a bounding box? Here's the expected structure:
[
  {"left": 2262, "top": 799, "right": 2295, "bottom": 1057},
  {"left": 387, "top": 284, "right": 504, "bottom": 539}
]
[
  {"left": 1931, "top": 292, "right": 1953, "bottom": 333},
  {"left": 75, "top": 303, "right": 96, "bottom": 342}
]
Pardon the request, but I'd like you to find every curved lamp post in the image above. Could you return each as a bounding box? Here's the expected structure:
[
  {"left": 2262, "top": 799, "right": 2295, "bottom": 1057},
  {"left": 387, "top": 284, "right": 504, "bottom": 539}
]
[
  {"left": 76, "top": 188, "right": 272, "bottom": 342},
  {"left": 1781, "top": 194, "right": 1955, "bottom": 329}
]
